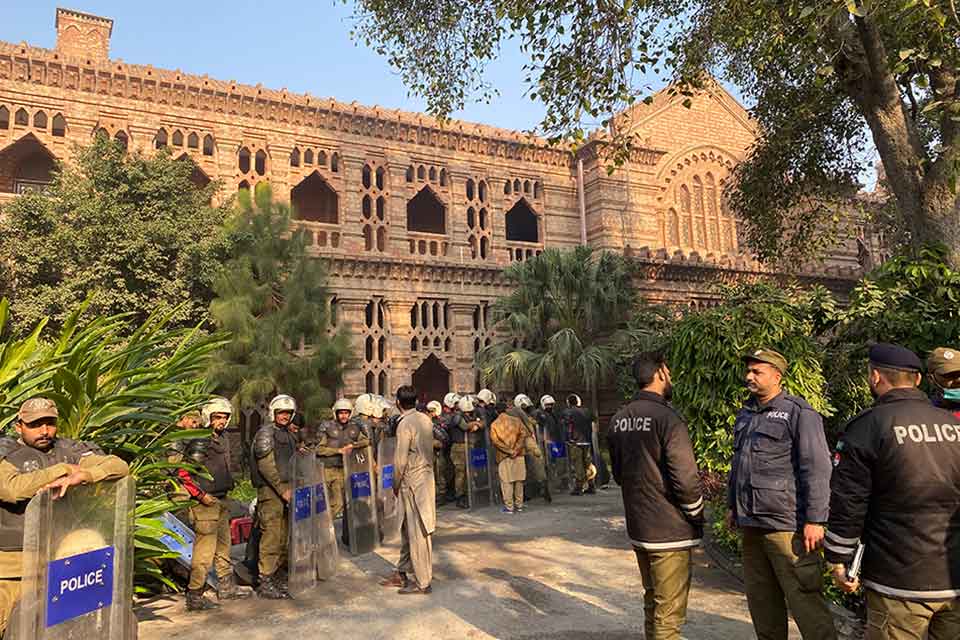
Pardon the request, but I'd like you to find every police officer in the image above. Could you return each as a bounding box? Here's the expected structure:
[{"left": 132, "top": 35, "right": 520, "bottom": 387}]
[
  {"left": 250, "top": 394, "right": 298, "bottom": 599},
  {"left": 927, "top": 346, "right": 960, "bottom": 418},
  {"left": 514, "top": 394, "right": 550, "bottom": 504},
  {"left": 727, "top": 349, "right": 835, "bottom": 640},
  {"left": 426, "top": 401, "right": 450, "bottom": 505},
  {"left": 562, "top": 394, "right": 595, "bottom": 495},
  {"left": 535, "top": 395, "right": 563, "bottom": 443},
  {"left": 443, "top": 393, "right": 472, "bottom": 508},
  {"left": 353, "top": 394, "right": 384, "bottom": 459},
  {"left": 317, "top": 398, "right": 356, "bottom": 522},
  {"left": 475, "top": 389, "right": 499, "bottom": 427},
  {"left": 0, "top": 398, "right": 129, "bottom": 634},
  {"left": 173, "top": 397, "right": 250, "bottom": 611},
  {"left": 608, "top": 351, "right": 703, "bottom": 640},
  {"left": 827, "top": 344, "right": 960, "bottom": 638}
]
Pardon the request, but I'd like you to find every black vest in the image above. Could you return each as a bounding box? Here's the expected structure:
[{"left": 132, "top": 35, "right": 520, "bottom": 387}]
[
  {"left": 250, "top": 425, "right": 296, "bottom": 489},
  {"left": 0, "top": 437, "right": 101, "bottom": 551},
  {"left": 187, "top": 433, "right": 235, "bottom": 498}
]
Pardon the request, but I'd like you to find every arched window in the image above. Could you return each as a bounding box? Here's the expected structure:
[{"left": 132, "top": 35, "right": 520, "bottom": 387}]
[
  {"left": 14, "top": 108, "right": 28, "bottom": 126},
  {"left": 428, "top": 167, "right": 437, "bottom": 182},
  {"left": 505, "top": 199, "right": 539, "bottom": 242},
  {"left": 114, "top": 130, "right": 129, "bottom": 150},
  {"left": 513, "top": 178, "right": 521, "bottom": 193},
  {"left": 406, "top": 187, "right": 446, "bottom": 234},
  {"left": 0, "top": 106, "right": 9, "bottom": 129},
  {"left": 479, "top": 208, "right": 488, "bottom": 230},
  {"left": 406, "top": 166, "right": 414, "bottom": 182},
  {"left": 362, "top": 195, "right": 372, "bottom": 219},
  {"left": 290, "top": 147, "right": 301, "bottom": 167},
  {"left": 375, "top": 166, "right": 385, "bottom": 190},
  {"left": 376, "top": 196, "right": 385, "bottom": 221},
  {"left": 238, "top": 180, "right": 250, "bottom": 193},
  {"left": 155, "top": 129, "right": 168, "bottom": 149},
  {"left": 317, "top": 150, "right": 326, "bottom": 166},
  {"left": 172, "top": 130, "right": 184, "bottom": 146},
  {"left": 478, "top": 181, "right": 486, "bottom": 202},
  {"left": 692, "top": 176, "right": 706, "bottom": 248},
  {"left": 291, "top": 172, "right": 338, "bottom": 224},
  {"left": 304, "top": 149, "right": 314, "bottom": 165},
  {"left": 668, "top": 208, "right": 680, "bottom": 246},
  {"left": 202, "top": 135, "right": 215, "bottom": 156},
  {"left": 238, "top": 147, "right": 251, "bottom": 173},
  {"left": 417, "top": 165, "right": 425, "bottom": 180},
  {"left": 466, "top": 179, "right": 475, "bottom": 201},
  {"left": 255, "top": 150, "right": 267, "bottom": 176},
  {"left": 533, "top": 181, "right": 541, "bottom": 199},
  {"left": 480, "top": 236, "right": 489, "bottom": 259},
  {"left": 504, "top": 179, "right": 511, "bottom": 195},
  {"left": 363, "top": 225, "right": 373, "bottom": 251},
  {"left": 94, "top": 127, "right": 109, "bottom": 140},
  {"left": 523, "top": 180, "right": 531, "bottom": 194},
  {"left": 362, "top": 165, "right": 372, "bottom": 189},
  {"left": 51, "top": 114, "right": 66, "bottom": 137},
  {"left": 467, "top": 207, "right": 475, "bottom": 229},
  {"left": 33, "top": 111, "right": 47, "bottom": 129},
  {"left": 187, "top": 132, "right": 199, "bottom": 149},
  {"left": 439, "top": 169, "right": 447, "bottom": 186},
  {"left": 376, "top": 226, "right": 386, "bottom": 251},
  {"left": 330, "top": 153, "right": 339, "bottom": 172}
]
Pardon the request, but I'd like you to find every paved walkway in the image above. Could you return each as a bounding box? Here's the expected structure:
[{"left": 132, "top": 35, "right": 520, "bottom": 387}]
[{"left": 137, "top": 491, "right": 799, "bottom": 639}]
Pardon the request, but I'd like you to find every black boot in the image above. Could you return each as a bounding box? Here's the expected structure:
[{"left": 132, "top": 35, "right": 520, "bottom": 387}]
[
  {"left": 256, "top": 573, "right": 290, "bottom": 600},
  {"left": 585, "top": 482, "right": 597, "bottom": 495},
  {"left": 186, "top": 589, "right": 220, "bottom": 611},
  {"left": 456, "top": 495, "right": 469, "bottom": 509},
  {"left": 217, "top": 574, "right": 252, "bottom": 600}
]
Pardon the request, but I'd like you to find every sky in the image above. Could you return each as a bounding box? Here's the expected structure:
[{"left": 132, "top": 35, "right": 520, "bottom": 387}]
[{"left": 2, "top": 0, "right": 561, "bottom": 133}]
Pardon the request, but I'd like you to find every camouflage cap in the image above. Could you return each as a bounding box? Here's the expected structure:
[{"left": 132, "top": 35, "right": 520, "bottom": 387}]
[
  {"left": 18, "top": 398, "right": 58, "bottom": 423},
  {"left": 742, "top": 348, "right": 788, "bottom": 375},
  {"left": 928, "top": 347, "right": 960, "bottom": 378}
]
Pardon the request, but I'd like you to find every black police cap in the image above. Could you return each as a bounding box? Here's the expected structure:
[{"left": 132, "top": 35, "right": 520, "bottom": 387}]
[{"left": 868, "top": 343, "right": 923, "bottom": 372}]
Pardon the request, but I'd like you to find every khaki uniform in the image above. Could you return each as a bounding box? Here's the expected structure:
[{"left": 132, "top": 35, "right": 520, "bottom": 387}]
[
  {"left": 450, "top": 443, "right": 467, "bottom": 498},
  {"left": 394, "top": 410, "right": 436, "bottom": 589},
  {"left": 255, "top": 453, "right": 289, "bottom": 578},
  {"left": 520, "top": 414, "right": 546, "bottom": 485},
  {"left": 865, "top": 590, "right": 960, "bottom": 640},
  {"left": 635, "top": 549, "right": 692, "bottom": 640},
  {"left": 0, "top": 449, "right": 128, "bottom": 634},
  {"left": 569, "top": 444, "right": 591, "bottom": 490},
  {"left": 186, "top": 501, "right": 232, "bottom": 591},
  {"left": 741, "top": 528, "right": 835, "bottom": 640}
]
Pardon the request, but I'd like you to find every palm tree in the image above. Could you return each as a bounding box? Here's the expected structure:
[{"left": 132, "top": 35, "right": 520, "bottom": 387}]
[{"left": 478, "top": 246, "right": 638, "bottom": 415}]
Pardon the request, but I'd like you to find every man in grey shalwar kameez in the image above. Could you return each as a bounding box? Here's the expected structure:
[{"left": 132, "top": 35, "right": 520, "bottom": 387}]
[{"left": 379, "top": 385, "right": 435, "bottom": 594}]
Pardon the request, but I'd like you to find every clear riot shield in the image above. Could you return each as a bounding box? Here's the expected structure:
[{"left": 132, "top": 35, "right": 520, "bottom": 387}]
[
  {"left": 465, "top": 431, "right": 493, "bottom": 509},
  {"left": 376, "top": 437, "right": 401, "bottom": 543},
  {"left": 545, "top": 439, "right": 571, "bottom": 493},
  {"left": 344, "top": 447, "right": 379, "bottom": 555},
  {"left": 288, "top": 450, "right": 322, "bottom": 598},
  {"left": 155, "top": 511, "right": 217, "bottom": 590},
  {"left": 484, "top": 427, "right": 501, "bottom": 505},
  {"left": 313, "top": 464, "right": 338, "bottom": 580},
  {"left": 12, "top": 476, "right": 135, "bottom": 640}
]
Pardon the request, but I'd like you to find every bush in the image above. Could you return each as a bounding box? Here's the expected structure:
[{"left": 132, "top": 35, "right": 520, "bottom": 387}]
[{"left": 0, "top": 298, "right": 228, "bottom": 594}]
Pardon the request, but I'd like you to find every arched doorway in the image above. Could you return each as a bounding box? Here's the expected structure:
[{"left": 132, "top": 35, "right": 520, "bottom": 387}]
[
  {"left": 412, "top": 354, "right": 450, "bottom": 405},
  {"left": 0, "top": 134, "right": 56, "bottom": 194}
]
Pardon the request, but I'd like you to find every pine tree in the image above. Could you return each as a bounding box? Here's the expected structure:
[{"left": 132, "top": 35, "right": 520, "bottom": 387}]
[{"left": 208, "top": 183, "right": 351, "bottom": 424}]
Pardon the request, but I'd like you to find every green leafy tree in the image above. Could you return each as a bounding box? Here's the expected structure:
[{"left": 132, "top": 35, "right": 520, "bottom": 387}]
[
  {"left": 0, "top": 136, "right": 237, "bottom": 336},
  {"left": 207, "top": 183, "right": 351, "bottom": 424},
  {"left": 351, "top": 1, "right": 960, "bottom": 265},
  {"left": 478, "top": 246, "right": 637, "bottom": 415}
]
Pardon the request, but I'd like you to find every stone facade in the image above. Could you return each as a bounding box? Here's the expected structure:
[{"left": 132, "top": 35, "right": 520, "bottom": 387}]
[{"left": 0, "top": 8, "right": 878, "bottom": 403}]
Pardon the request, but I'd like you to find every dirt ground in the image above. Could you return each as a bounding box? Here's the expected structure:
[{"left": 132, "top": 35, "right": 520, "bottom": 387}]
[{"left": 136, "top": 490, "right": 800, "bottom": 639}]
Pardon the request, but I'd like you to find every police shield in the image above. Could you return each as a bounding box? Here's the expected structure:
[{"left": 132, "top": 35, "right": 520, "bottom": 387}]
[
  {"left": 343, "top": 447, "right": 379, "bottom": 555},
  {"left": 288, "top": 450, "right": 322, "bottom": 597},
  {"left": 465, "top": 431, "right": 493, "bottom": 508},
  {"left": 155, "top": 511, "right": 216, "bottom": 590},
  {"left": 12, "top": 476, "right": 135, "bottom": 640},
  {"left": 313, "top": 463, "right": 338, "bottom": 580},
  {"left": 376, "top": 437, "right": 401, "bottom": 543},
  {"left": 544, "top": 439, "right": 571, "bottom": 493}
]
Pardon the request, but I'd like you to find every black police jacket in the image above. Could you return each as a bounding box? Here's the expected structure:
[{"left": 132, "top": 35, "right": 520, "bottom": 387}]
[
  {"left": 608, "top": 391, "right": 704, "bottom": 551},
  {"left": 825, "top": 387, "right": 960, "bottom": 601},
  {"left": 727, "top": 391, "right": 832, "bottom": 532}
]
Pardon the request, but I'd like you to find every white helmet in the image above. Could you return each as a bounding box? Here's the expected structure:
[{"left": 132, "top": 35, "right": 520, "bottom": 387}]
[
  {"left": 269, "top": 394, "right": 297, "bottom": 421},
  {"left": 457, "top": 396, "right": 475, "bottom": 413},
  {"left": 426, "top": 400, "right": 442, "bottom": 417},
  {"left": 476, "top": 389, "right": 496, "bottom": 405},
  {"left": 353, "top": 393, "right": 379, "bottom": 418},
  {"left": 540, "top": 394, "right": 556, "bottom": 410},
  {"left": 371, "top": 395, "right": 388, "bottom": 419},
  {"left": 514, "top": 394, "right": 533, "bottom": 410},
  {"left": 332, "top": 398, "right": 353, "bottom": 418},
  {"left": 202, "top": 396, "right": 232, "bottom": 427},
  {"left": 567, "top": 393, "right": 583, "bottom": 407},
  {"left": 443, "top": 392, "right": 461, "bottom": 409}
]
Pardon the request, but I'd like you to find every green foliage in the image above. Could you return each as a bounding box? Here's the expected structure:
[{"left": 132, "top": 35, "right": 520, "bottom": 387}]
[
  {"left": 208, "top": 183, "right": 351, "bottom": 424},
  {"left": 0, "top": 298, "right": 228, "bottom": 594},
  {"left": 478, "top": 246, "right": 638, "bottom": 403},
  {"left": 824, "top": 245, "right": 960, "bottom": 430},
  {"left": 228, "top": 476, "right": 257, "bottom": 504},
  {"left": 0, "top": 136, "right": 239, "bottom": 337}
]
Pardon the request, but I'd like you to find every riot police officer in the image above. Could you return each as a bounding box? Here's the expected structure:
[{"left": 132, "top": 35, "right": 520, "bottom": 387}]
[
  {"left": 174, "top": 397, "right": 250, "bottom": 610},
  {"left": 827, "top": 344, "right": 960, "bottom": 638},
  {"left": 514, "top": 394, "right": 550, "bottom": 503},
  {"left": 0, "top": 398, "right": 129, "bottom": 633},
  {"left": 353, "top": 394, "right": 384, "bottom": 459},
  {"left": 476, "top": 389, "right": 499, "bottom": 427},
  {"left": 451, "top": 396, "right": 484, "bottom": 508},
  {"left": 562, "top": 394, "right": 595, "bottom": 495},
  {"left": 250, "top": 394, "right": 298, "bottom": 599},
  {"left": 318, "top": 398, "right": 371, "bottom": 546},
  {"left": 426, "top": 401, "right": 450, "bottom": 505}
]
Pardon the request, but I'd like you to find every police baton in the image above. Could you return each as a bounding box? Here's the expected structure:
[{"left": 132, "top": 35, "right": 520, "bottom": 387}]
[{"left": 846, "top": 543, "right": 866, "bottom": 581}]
